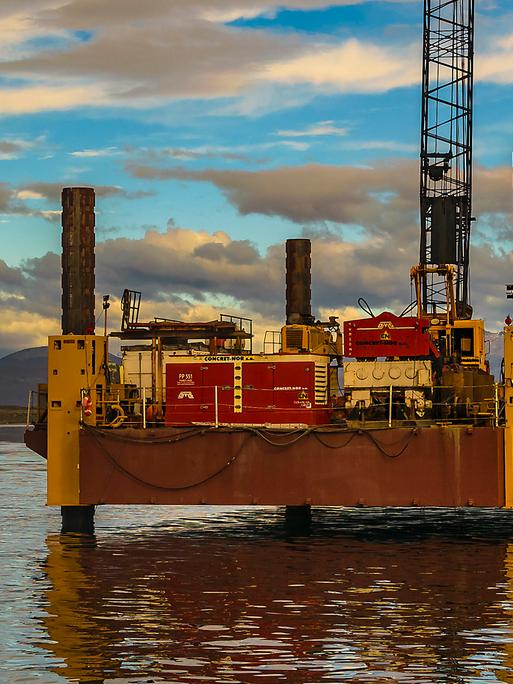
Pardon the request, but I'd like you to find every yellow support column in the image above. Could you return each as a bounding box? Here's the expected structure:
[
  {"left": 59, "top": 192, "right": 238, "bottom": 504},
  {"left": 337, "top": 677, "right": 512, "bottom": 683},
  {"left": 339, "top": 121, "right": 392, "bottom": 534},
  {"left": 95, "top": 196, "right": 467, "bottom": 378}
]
[
  {"left": 503, "top": 326, "right": 513, "bottom": 507},
  {"left": 47, "top": 335, "right": 106, "bottom": 506}
]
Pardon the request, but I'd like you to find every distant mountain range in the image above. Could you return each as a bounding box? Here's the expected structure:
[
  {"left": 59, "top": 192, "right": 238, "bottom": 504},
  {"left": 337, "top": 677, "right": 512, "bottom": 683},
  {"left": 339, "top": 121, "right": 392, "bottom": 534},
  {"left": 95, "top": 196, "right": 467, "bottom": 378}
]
[
  {"left": 0, "top": 347, "right": 48, "bottom": 406},
  {"left": 486, "top": 331, "right": 504, "bottom": 380},
  {"left": 0, "top": 347, "right": 121, "bottom": 407},
  {"left": 0, "top": 335, "right": 506, "bottom": 407}
]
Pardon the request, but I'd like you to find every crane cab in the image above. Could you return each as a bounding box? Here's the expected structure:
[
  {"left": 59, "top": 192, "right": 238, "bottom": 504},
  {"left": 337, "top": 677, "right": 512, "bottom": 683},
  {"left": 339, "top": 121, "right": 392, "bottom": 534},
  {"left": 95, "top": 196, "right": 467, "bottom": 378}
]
[{"left": 429, "top": 319, "right": 487, "bottom": 372}]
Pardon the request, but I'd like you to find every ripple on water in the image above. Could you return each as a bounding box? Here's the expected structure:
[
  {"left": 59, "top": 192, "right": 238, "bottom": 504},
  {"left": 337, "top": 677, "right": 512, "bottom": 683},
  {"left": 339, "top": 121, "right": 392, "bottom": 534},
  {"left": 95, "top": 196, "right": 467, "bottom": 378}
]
[{"left": 2, "top": 444, "right": 513, "bottom": 682}]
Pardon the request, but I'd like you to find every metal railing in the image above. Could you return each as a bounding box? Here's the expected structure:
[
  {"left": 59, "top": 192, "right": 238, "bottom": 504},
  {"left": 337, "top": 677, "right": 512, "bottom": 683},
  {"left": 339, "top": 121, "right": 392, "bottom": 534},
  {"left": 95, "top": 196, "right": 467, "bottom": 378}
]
[
  {"left": 263, "top": 331, "right": 281, "bottom": 355},
  {"left": 29, "top": 381, "right": 506, "bottom": 430}
]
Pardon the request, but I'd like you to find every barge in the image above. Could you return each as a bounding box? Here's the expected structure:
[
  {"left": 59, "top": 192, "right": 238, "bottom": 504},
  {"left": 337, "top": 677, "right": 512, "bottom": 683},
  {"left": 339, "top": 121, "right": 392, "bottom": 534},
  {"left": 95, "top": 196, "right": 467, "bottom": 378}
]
[{"left": 23, "top": 0, "right": 513, "bottom": 532}]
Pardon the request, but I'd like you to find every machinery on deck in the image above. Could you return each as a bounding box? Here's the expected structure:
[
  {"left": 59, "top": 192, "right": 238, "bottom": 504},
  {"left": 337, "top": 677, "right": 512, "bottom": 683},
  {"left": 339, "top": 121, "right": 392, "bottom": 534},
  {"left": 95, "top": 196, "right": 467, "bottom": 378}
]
[{"left": 342, "top": 0, "right": 494, "bottom": 424}]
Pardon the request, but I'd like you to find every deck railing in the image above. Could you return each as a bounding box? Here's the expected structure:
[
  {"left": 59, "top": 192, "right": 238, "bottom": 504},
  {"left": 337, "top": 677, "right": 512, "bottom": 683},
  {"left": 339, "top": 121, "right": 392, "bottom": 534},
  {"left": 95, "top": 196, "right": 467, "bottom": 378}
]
[{"left": 67, "top": 381, "right": 505, "bottom": 430}]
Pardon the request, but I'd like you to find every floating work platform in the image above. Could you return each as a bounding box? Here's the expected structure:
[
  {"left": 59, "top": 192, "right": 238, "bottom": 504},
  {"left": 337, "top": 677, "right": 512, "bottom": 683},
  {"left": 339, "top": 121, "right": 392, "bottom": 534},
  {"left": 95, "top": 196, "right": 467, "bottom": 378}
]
[{"left": 26, "top": 423, "right": 502, "bottom": 508}]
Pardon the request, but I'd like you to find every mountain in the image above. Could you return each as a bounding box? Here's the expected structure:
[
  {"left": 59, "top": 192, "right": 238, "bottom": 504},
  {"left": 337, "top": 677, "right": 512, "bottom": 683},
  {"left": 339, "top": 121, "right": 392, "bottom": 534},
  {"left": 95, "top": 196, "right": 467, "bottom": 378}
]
[
  {"left": 486, "top": 331, "right": 504, "bottom": 380},
  {"left": 0, "top": 347, "right": 48, "bottom": 406},
  {"left": 0, "top": 346, "right": 121, "bottom": 407},
  {"left": 0, "top": 334, "right": 504, "bottom": 407}
]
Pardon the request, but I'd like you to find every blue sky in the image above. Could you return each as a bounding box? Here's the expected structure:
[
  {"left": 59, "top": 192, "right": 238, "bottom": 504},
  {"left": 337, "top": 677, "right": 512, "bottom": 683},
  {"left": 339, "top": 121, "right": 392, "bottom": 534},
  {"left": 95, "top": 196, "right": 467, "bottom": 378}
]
[{"left": 0, "top": 0, "right": 511, "bottom": 355}]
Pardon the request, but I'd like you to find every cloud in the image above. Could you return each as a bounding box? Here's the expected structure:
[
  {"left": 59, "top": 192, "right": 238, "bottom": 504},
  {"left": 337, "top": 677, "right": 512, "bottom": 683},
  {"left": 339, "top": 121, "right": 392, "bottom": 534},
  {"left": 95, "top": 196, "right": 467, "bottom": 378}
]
[
  {"left": 16, "top": 189, "right": 45, "bottom": 200},
  {"left": 124, "top": 160, "right": 420, "bottom": 242},
  {"left": 129, "top": 145, "right": 252, "bottom": 163},
  {"left": 124, "top": 159, "right": 512, "bottom": 242},
  {"left": 19, "top": 182, "right": 153, "bottom": 203},
  {"left": 69, "top": 147, "right": 120, "bottom": 158},
  {"left": 0, "top": 259, "right": 24, "bottom": 287},
  {"left": 0, "top": 0, "right": 426, "bottom": 114},
  {"left": 0, "top": 180, "right": 155, "bottom": 225},
  {"left": 262, "top": 39, "right": 420, "bottom": 94},
  {"left": 0, "top": 138, "right": 36, "bottom": 159},
  {"left": 478, "top": 30, "right": 513, "bottom": 84},
  {"left": 276, "top": 121, "right": 349, "bottom": 137},
  {"left": 0, "top": 0, "right": 506, "bottom": 116},
  {"left": 38, "top": 0, "right": 414, "bottom": 30},
  {"left": 0, "top": 84, "right": 108, "bottom": 115},
  {"left": 0, "top": 178, "right": 511, "bottom": 356},
  {"left": 340, "top": 140, "right": 418, "bottom": 153}
]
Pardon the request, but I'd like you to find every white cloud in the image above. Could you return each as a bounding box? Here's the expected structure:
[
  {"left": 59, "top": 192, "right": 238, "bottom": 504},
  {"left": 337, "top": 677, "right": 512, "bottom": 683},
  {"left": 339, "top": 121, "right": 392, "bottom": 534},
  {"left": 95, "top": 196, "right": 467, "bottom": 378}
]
[
  {"left": 0, "top": 84, "right": 108, "bottom": 115},
  {"left": 340, "top": 140, "right": 417, "bottom": 153},
  {"left": 478, "top": 31, "right": 513, "bottom": 84},
  {"left": 16, "top": 190, "right": 44, "bottom": 200},
  {"left": 70, "top": 147, "right": 120, "bottom": 158},
  {"left": 277, "top": 121, "right": 349, "bottom": 137},
  {"left": 260, "top": 39, "right": 420, "bottom": 93},
  {"left": 0, "top": 2, "right": 507, "bottom": 116}
]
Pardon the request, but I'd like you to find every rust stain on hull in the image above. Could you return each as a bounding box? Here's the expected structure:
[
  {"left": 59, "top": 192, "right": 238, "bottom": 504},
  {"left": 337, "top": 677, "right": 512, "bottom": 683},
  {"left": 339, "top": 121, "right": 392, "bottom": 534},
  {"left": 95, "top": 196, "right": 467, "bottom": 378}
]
[{"left": 78, "top": 426, "right": 505, "bottom": 507}]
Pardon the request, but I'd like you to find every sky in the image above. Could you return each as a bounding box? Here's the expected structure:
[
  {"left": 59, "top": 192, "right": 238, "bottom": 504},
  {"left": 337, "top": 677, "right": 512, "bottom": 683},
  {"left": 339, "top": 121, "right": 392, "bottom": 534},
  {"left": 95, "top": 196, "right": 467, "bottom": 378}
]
[{"left": 0, "top": 0, "right": 511, "bottom": 357}]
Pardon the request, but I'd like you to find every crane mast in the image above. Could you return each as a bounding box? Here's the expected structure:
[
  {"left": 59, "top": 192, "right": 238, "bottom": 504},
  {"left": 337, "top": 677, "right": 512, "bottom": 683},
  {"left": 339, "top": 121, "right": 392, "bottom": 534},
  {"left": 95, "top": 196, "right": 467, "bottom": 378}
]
[{"left": 419, "top": 0, "right": 475, "bottom": 320}]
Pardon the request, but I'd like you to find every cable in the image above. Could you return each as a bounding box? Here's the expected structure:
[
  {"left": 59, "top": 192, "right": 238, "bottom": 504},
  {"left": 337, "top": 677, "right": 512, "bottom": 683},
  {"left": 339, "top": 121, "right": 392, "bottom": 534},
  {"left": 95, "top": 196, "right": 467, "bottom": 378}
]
[
  {"left": 83, "top": 422, "right": 417, "bottom": 459},
  {"left": 363, "top": 429, "right": 417, "bottom": 459},
  {"left": 312, "top": 430, "right": 358, "bottom": 449},
  {"left": 87, "top": 428, "right": 250, "bottom": 491},
  {"left": 246, "top": 426, "right": 314, "bottom": 447},
  {"left": 82, "top": 421, "right": 211, "bottom": 445},
  {"left": 357, "top": 297, "right": 375, "bottom": 318}
]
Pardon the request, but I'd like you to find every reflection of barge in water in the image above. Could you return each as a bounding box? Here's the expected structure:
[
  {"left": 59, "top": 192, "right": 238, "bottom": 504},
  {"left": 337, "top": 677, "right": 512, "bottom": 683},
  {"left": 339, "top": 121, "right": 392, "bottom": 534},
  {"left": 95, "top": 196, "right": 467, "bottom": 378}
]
[{"left": 39, "top": 513, "right": 513, "bottom": 682}]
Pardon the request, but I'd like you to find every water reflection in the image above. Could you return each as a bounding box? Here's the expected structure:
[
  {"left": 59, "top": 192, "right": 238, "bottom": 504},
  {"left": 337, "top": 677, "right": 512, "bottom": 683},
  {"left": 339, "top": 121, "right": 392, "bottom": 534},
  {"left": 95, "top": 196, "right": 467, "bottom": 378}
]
[{"left": 39, "top": 509, "right": 513, "bottom": 683}]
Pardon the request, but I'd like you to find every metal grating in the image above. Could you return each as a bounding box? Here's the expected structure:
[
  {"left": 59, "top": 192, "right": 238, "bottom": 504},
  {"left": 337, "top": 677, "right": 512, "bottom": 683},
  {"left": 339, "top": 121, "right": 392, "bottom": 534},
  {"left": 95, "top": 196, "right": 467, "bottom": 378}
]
[
  {"left": 314, "top": 363, "right": 328, "bottom": 405},
  {"left": 285, "top": 328, "right": 304, "bottom": 349}
]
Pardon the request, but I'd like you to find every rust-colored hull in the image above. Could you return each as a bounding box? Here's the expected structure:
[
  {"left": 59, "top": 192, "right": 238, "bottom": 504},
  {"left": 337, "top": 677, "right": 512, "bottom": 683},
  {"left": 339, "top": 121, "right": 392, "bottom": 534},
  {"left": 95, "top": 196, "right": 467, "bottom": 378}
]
[
  {"left": 24, "top": 425, "right": 47, "bottom": 459},
  {"left": 77, "top": 425, "right": 505, "bottom": 507}
]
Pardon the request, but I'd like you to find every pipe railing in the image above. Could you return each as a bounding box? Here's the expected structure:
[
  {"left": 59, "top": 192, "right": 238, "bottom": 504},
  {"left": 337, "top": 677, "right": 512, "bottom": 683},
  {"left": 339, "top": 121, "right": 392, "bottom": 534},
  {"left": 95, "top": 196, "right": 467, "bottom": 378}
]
[{"left": 35, "top": 381, "right": 505, "bottom": 430}]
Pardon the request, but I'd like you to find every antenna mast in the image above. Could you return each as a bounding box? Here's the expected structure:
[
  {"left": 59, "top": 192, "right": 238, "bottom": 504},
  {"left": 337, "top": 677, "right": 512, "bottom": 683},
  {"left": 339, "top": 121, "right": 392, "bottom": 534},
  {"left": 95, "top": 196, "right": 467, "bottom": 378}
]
[{"left": 419, "top": 0, "right": 475, "bottom": 320}]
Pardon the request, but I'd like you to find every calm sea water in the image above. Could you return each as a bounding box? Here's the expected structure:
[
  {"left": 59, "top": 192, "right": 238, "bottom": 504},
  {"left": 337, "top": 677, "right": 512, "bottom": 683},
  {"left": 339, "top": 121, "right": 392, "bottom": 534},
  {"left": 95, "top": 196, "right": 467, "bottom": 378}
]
[{"left": 2, "top": 438, "right": 513, "bottom": 683}]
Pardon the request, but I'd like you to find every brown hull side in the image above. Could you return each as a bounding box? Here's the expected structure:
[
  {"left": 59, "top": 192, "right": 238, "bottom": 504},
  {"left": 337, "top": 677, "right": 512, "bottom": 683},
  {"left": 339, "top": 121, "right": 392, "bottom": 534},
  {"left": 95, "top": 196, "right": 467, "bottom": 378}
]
[
  {"left": 78, "top": 426, "right": 505, "bottom": 507},
  {"left": 24, "top": 426, "right": 47, "bottom": 459}
]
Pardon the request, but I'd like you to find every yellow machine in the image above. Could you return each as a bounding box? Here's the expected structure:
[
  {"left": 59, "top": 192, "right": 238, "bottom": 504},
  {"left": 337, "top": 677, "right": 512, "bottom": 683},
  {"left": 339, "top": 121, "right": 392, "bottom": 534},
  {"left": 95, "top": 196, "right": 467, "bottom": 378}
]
[
  {"left": 47, "top": 334, "right": 107, "bottom": 505},
  {"left": 503, "top": 326, "right": 513, "bottom": 507},
  {"left": 411, "top": 264, "right": 486, "bottom": 367},
  {"left": 281, "top": 323, "right": 342, "bottom": 357}
]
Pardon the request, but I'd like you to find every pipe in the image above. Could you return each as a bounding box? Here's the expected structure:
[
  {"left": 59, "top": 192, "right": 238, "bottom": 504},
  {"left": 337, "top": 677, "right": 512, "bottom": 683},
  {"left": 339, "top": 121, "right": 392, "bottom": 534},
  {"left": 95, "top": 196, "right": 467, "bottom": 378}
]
[
  {"left": 61, "top": 187, "right": 96, "bottom": 335},
  {"left": 285, "top": 239, "right": 313, "bottom": 325},
  {"left": 389, "top": 385, "right": 393, "bottom": 428}
]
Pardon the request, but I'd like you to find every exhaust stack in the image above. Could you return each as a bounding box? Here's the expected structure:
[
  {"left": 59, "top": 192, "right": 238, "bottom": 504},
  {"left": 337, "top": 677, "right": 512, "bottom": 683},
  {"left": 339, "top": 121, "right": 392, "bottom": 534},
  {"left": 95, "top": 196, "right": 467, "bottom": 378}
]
[
  {"left": 61, "top": 187, "right": 96, "bottom": 335},
  {"left": 286, "top": 239, "right": 313, "bottom": 325}
]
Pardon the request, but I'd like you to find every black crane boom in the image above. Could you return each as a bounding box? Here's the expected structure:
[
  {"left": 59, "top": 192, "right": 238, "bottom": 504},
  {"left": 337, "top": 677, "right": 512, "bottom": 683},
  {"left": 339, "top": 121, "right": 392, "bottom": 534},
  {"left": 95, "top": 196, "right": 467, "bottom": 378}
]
[{"left": 419, "top": 0, "right": 475, "bottom": 319}]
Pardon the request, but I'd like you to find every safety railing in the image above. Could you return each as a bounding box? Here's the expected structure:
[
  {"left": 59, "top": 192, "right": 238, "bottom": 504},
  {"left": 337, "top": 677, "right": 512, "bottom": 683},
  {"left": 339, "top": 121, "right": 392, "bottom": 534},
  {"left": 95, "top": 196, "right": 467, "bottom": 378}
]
[
  {"left": 263, "top": 330, "right": 281, "bottom": 355},
  {"left": 81, "top": 386, "right": 149, "bottom": 429},
  {"left": 25, "top": 384, "right": 48, "bottom": 428},
  {"left": 76, "top": 381, "right": 506, "bottom": 430}
]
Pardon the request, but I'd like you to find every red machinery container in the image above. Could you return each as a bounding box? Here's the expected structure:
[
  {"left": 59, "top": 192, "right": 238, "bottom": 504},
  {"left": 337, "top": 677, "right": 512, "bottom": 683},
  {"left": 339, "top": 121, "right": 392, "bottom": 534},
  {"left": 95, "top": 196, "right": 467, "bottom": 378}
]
[
  {"left": 165, "top": 354, "right": 331, "bottom": 426},
  {"left": 344, "top": 311, "right": 436, "bottom": 359}
]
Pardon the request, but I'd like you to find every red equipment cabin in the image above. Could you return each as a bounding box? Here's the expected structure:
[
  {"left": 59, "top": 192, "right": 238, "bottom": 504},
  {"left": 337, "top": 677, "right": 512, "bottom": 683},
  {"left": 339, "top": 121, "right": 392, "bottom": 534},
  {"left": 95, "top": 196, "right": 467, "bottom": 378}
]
[
  {"left": 343, "top": 312, "right": 437, "bottom": 359},
  {"left": 165, "top": 355, "right": 331, "bottom": 427}
]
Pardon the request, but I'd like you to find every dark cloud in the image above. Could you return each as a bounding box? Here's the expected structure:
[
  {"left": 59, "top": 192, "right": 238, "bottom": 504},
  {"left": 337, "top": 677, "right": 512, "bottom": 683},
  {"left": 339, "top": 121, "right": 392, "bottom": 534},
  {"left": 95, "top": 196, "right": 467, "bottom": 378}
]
[
  {"left": 0, "top": 260, "right": 24, "bottom": 287},
  {"left": 38, "top": 0, "right": 352, "bottom": 30},
  {"left": 1, "top": 14, "right": 303, "bottom": 102},
  {"left": 0, "top": 0, "right": 421, "bottom": 110},
  {"left": 125, "top": 160, "right": 512, "bottom": 241},
  {"left": 125, "top": 160, "right": 422, "bottom": 250},
  {"left": 21, "top": 182, "right": 148, "bottom": 203},
  {"left": 0, "top": 213, "right": 511, "bottom": 357},
  {"left": 0, "top": 141, "right": 27, "bottom": 156},
  {"left": 193, "top": 240, "right": 259, "bottom": 265}
]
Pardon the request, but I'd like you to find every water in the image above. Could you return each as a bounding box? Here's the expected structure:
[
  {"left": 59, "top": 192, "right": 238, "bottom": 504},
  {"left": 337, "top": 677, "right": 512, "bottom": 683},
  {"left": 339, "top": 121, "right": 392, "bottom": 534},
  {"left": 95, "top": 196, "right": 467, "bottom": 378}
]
[{"left": 2, "top": 443, "right": 513, "bottom": 683}]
